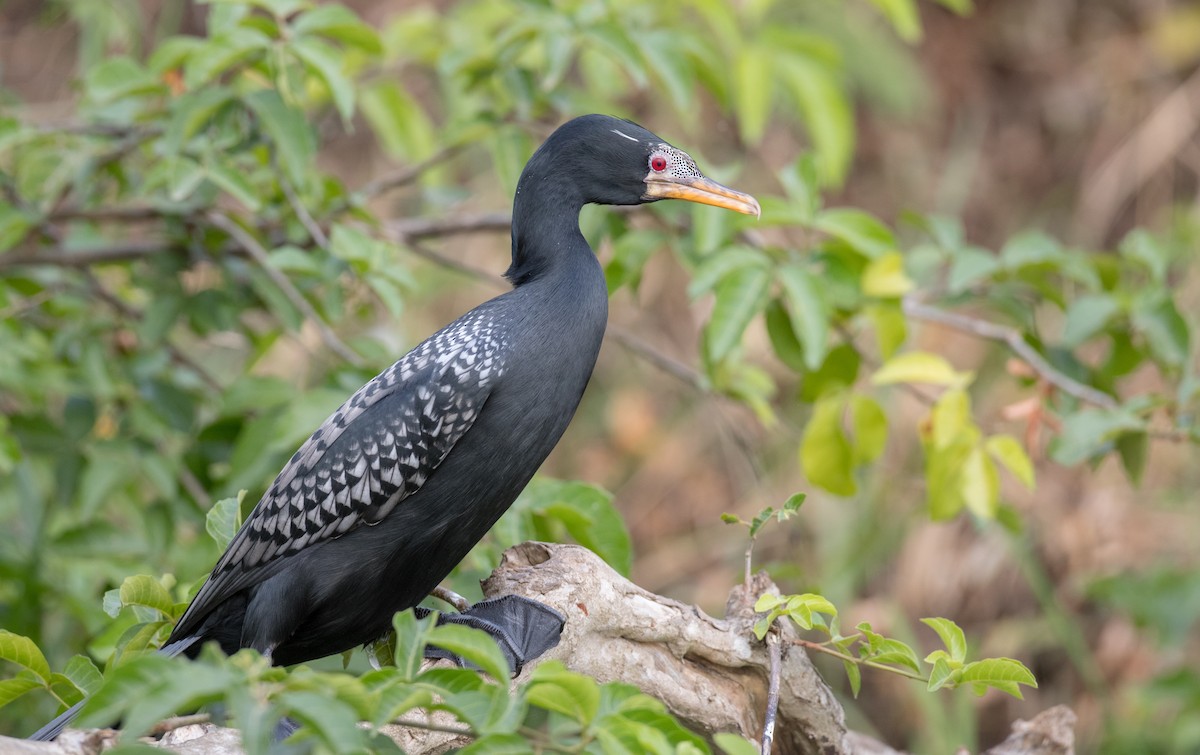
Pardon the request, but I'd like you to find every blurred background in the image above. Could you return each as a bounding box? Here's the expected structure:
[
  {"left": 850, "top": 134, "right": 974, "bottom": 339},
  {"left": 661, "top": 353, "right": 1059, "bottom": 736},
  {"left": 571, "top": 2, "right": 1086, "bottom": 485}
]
[{"left": 2, "top": 0, "right": 1199, "bottom": 752}]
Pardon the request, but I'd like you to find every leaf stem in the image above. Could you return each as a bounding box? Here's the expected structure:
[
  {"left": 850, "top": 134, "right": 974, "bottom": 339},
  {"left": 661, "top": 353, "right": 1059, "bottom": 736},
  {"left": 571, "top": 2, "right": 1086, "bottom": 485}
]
[{"left": 789, "top": 637, "right": 927, "bottom": 682}]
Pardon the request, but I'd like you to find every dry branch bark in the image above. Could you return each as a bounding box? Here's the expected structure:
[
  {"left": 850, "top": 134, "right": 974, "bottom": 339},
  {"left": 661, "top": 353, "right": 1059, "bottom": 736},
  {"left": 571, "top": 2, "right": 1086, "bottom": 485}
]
[{"left": 1, "top": 543, "right": 1075, "bottom": 755}]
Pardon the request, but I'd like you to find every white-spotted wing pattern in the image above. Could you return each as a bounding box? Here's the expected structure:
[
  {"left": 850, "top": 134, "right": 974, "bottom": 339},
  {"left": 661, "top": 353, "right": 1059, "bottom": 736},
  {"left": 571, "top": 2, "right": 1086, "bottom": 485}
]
[{"left": 178, "top": 308, "right": 508, "bottom": 633}]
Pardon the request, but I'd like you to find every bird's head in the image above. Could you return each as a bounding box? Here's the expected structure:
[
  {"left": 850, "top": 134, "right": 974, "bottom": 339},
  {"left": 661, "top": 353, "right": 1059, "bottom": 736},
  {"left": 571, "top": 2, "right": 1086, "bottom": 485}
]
[{"left": 522, "top": 114, "right": 760, "bottom": 217}]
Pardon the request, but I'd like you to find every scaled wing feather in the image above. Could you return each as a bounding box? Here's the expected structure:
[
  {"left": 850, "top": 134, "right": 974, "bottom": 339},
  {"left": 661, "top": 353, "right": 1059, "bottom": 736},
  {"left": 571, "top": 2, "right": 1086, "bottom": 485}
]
[{"left": 172, "top": 310, "right": 508, "bottom": 639}]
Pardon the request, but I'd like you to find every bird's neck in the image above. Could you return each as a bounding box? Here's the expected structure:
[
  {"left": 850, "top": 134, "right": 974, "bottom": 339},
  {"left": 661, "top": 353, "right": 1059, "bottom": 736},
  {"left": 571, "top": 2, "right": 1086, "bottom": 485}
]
[{"left": 506, "top": 166, "right": 592, "bottom": 286}]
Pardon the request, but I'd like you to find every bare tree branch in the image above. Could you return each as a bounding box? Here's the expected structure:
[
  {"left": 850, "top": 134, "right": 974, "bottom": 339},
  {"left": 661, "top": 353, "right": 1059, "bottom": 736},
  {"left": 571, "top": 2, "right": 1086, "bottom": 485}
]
[
  {"left": 209, "top": 211, "right": 364, "bottom": 367},
  {"left": 902, "top": 298, "right": 1119, "bottom": 409},
  {"left": 281, "top": 178, "right": 330, "bottom": 250},
  {"left": 387, "top": 212, "right": 512, "bottom": 242},
  {"left": 356, "top": 144, "right": 467, "bottom": 201},
  {"left": 1, "top": 240, "right": 180, "bottom": 269}
]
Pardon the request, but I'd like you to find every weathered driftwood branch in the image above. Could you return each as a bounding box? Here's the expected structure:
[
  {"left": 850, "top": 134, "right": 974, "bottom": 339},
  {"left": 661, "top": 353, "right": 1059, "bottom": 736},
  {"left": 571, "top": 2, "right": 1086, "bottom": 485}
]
[{"left": 1, "top": 543, "right": 1075, "bottom": 755}]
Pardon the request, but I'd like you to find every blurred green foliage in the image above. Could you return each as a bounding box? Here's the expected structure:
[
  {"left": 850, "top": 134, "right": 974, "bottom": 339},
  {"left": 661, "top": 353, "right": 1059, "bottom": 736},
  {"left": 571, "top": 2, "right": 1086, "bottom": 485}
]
[{"left": 1, "top": 0, "right": 1198, "bottom": 749}]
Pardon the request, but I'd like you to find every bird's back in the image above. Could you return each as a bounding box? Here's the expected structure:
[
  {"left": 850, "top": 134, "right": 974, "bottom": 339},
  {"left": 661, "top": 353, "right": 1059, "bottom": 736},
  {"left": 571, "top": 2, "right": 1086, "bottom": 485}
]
[{"left": 173, "top": 252, "right": 608, "bottom": 665}]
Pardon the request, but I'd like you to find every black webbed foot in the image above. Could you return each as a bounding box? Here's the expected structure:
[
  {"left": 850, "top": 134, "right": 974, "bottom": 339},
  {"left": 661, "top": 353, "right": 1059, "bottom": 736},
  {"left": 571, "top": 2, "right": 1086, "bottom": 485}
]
[{"left": 418, "top": 595, "right": 566, "bottom": 675}]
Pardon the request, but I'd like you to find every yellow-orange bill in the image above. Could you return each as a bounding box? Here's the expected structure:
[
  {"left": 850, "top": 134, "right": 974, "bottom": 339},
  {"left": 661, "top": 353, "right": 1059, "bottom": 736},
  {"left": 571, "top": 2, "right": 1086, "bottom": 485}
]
[{"left": 644, "top": 176, "right": 761, "bottom": 217}]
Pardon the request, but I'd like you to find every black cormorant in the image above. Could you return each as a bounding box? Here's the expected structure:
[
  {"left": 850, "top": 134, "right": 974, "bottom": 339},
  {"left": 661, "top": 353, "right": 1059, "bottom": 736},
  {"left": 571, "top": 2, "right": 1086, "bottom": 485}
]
[{"left": 31, "top": 113, "right": 759, "bottom": 740}]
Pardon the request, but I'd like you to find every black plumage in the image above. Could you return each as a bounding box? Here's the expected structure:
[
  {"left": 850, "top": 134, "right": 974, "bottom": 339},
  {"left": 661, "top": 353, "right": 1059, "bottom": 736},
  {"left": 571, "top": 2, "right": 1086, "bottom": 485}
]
[{"left": 31, "top": 114, "right": 758, "bottom": 740}]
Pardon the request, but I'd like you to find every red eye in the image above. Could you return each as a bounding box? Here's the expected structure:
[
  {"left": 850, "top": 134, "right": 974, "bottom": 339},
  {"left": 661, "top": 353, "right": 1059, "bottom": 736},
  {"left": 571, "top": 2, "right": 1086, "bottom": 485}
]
[{"left": 650, "top": 155, "right": 668, "bottom": 172}]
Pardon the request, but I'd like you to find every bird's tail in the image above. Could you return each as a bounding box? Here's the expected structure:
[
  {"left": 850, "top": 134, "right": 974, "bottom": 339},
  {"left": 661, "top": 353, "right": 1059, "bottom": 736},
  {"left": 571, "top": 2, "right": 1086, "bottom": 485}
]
[{"left": 27, "top": 635, "right": 201, "bottom": 742}]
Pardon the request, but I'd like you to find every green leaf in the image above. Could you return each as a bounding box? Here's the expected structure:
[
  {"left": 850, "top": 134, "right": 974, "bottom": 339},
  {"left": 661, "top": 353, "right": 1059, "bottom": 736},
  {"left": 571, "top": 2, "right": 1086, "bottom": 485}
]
[
  {"left": 961, "top": 446, "right": 999, "bottom": 518},
  {"left": 361, "top": 80, "right": 436, "bottom": 161},
  {"left": 734, "top": 47, "right": 773, "bottom": 144},
  {"left": 206, "top": 156, "right": 262, "bottom": 211},
  {"left": 459, "top": 734, "right": 532, "bottom": 754},
  {"left": 779, "top": 55, "right": 854, "bottom": 186},
  {"left": 206, "top": 491, "right": 246, "bottom": 551},
  {"left": 77, "top": 654, "right": 239, "bottom": 738},
  {"left": 1116, "top": 430, "right": 1149, "bottom": 485},
  {"left": 984, "top": 435, "right": 1035, "bottom": 488},
  {"left": 279, "top": 690, "right": 368, "bottom": 749},
  {"left": 782, "top": 492, "right": 807, "bottom": 514},
  {"left": 392, "top": 609, "right": 437, "bottom": 682},
  {"left": 714, "top": 732, "right": 762, "bottom": 755},
  {"left": 244, "top": 90, "right": 317, "bottom": 187},
  {"left": 292, "top": 3, "right": 382, "bottom": 53},
  {"left": 586, "top": 22, "right": 649, "bottom": 87},
  {"left": 836, "top": 659, "right": 862, "bottom": 699},
  {"left": 687, "top": 246, "right": 768, "bottom": 299},
  {"left": 921, "top": 618, "right": 967, "bottom": 664},
  {"left": 292, "top": 37, "right": 355, "bottom": 124},
  {"left": 765, "top": 299, "right": 808, "bottom": 372},
  {"left": 778, "top": 264, "right": 829, "bottom": 370},
  {"left": 867, "top": 303, "right": 907, "bottom": 359},
  {"left": 184, "top": 27, "right": 272, "bottom": 88},
  {"left": 63, "top": 655, "right": 104, "bottom": 697},
  {"left": 165, "top": 88, "right": 234, "bottom": 150},
  {"left": 800, "top": 343, "right": 861, "bottom": 402},
  {"left": 637, "top": 31, "right": 695, "bottom": 116},
  {"left": 1062, "top": 294, "right": 1121, "bottom": 348},
  {"left": 1132, "top": 295, "right": 1189, "bottom": 368},
  {"left": 926, "top": 655, "right": 955, "bottom": 692},
  {"left": 0, "top": 203, "right": 34, "bottom": 253},
  {"left": 814, "top": 208, "right": 895, "bottom": 259},
  {"left": 1050, "top": 407, "right": 1143, "bottom": 466},
  {"left": 849, "top": 395, "right": 887, "bottom": 465},
  {"left": 1120, "top": 228, "right": 1169, "bottom": 283},
  {"left": 0, "top": 631, "right": 51, "bottom": 683},
  {"left": 706, "top": 265, "right": 770, "bottom": 362},
  {"left": 777, "top": 154, "right": 822, "bottom": 223},
  {"left": 868, "top": 0, "right": 923, "bottom": 41},
  {"left": 958, "top": 658, "right": 1037, "bottom": 699},
  {"left": 426, "top": 624, "right": 511, "bottom": 684},
  {"left": 0, "top": 673, "right": 43, "bottom": 707},
  {"left": 801, "top": 394, "right": 856, "bottom": 496},
  {"left": 119, "top": 576, "right": 176, "bottom": 620},
  {"left": 866, "top": 639, "right": 921, "bottom": 673},
  {"left": 1001, "top": 230, "right": 1062, "bottom": 268},
  {"left": 754, "top": 594, "right": 785, "bottom": 614},
  {"left": 872, "top": 352, "right": 971, "bottom": 388},
  {"left": 83, "top": 56, "right": 163, "bottom": 103},
  {"left": 541, "top": 497, "right": 631, "bottom": 578},
  {"left": 605, "top": 229, "right": 664, "bottom": 293},
  {"left": 527, "top": 661, "right": 600, "bottom": 724},
  {"left": 948, "top": 246, "right": 999, "bottom": 292},
  {"left": 861, "top": 252, "right": 913, "bottom": 297}
]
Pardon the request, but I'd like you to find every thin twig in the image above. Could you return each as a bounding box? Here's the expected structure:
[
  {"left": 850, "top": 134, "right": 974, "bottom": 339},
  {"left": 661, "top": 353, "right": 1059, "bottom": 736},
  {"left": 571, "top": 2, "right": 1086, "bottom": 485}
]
[
  {"left": 208, "top": 211, "right": 364, "bottom": 367},
  {"left": 388, "top": 717, "right": 474, "bottom": 737},
  {"left": 148, "top": 713, "right": 211, "bottom": 736},
  {"left": 356, "top": 143, "right": 467, "bottom": 201},
  {"left": 761, "top": 632, "right": 781, "bottom": 754},
  {"left": 431, "top": 585, "right": 470, "bottom": 612},
  {"left": 608, "top": 327, "right": 707, "bottom": 392},
  {"left": 387, "top": 212, "right": 512, "bottom": 243},
  {"left": 404, "top": 239, "right": 505, "bottom": 285},
  {"left": 34, "top": 122, "right": 159, "bottom": 138},
  {"left": 902, "top": 298, "right": 1118, "bottom": 409},
  {"left": 789, "top": 637, "right": 926, "bottom": 682},
  {"left": 1, "top": 240, "right": 179, "bottom": 269},
  {"left": 178, "top": 465, "right": 213, "bottom": 509},
  {"left": 48, "top": 205, "right": 179, "bottom": 222},
  {"left": 282, "top": 178, "right": 329, "bottom": 249}
]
